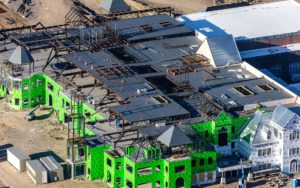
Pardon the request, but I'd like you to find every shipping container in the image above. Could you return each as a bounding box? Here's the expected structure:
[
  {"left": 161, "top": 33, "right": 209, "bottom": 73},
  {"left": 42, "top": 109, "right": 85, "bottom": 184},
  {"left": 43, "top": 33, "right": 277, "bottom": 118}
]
[
  {"left": 26, "top": 160, "right": 48, "bottom": 184},
  {"left": 7, "top": 147, "right": 30, "bottom": 172},
  {"left": 40, "top": 156, "right": 64, "bottom": 182}
]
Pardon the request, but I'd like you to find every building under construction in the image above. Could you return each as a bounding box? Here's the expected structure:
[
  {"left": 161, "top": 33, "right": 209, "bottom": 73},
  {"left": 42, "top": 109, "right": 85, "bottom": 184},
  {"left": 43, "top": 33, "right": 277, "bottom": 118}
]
[{"left": 1, "top": 0, "right": 300, "bottom": 187}]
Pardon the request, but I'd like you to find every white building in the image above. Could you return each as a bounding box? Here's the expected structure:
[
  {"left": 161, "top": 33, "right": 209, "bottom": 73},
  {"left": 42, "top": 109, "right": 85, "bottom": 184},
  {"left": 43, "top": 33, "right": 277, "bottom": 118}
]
[
  {"left": 239, "top": 105, "right": 300, "bottom": 173},
  {"left": 178, "top": 0, "right": 300, "bottom": 94}
]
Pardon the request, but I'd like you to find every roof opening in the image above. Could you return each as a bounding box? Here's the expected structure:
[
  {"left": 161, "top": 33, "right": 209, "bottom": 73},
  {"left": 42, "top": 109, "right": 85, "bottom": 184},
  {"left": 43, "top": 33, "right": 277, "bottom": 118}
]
[
  {"left": 130, "top": 65, "right": 157, "bottom": 74},
  {"left": 108, "top": 47, "right": 137, "bottom": 64},
  {"left": 152, "top": 96, "right": 169, "bottom": 104},
  {"left": 160, "top": 22, "right": 173, "bottom": 28},
  {"left": 146, "top": 76, "right": 177, "bottom": 94},
  {"left": 140, "top": 24, "right": 153, "bottom": 32},
  {"left": 233, "top": 86, "right": 254, "bottom": 96},
  {"left": 257, "top": 84, "right": 274, "bottom": 91}
]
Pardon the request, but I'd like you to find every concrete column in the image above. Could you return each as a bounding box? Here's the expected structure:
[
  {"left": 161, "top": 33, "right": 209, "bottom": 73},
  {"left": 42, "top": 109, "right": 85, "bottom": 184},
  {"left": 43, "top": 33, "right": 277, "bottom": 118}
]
[{"left": 220, "top": 171, "right": 226, "bottom": 185}]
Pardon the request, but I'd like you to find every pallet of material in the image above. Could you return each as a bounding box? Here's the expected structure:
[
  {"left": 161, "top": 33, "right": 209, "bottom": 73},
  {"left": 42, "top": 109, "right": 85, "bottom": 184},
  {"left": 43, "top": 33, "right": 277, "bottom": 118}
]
[
  {"left": 7, "top": 147, "right": 30, "bottom": 172},
  {"left": 26, "top": 160, "right": 48, "bottom": 184},
  {"left": 40, "top": 156, "right": 64, "bottom": 182}
]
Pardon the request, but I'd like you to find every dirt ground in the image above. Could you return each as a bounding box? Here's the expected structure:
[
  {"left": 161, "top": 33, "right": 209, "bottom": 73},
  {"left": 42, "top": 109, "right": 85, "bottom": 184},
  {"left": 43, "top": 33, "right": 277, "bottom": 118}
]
[
  {"left": 0, "top": 99, "right": 106, "bottom": 188},
  {"left": 0, "top": 2, "right": 29, "bottom": 29},
  {"left": 139, "top": 0, "right": 214, "bottom": 13},
  {"left": 0, "top": 99, "right": 67, "bottom": 158},
  {"left": 1, "top": 0, "right": 72, "bottom": 26},
  {"left": 0, "top": 0, "right": 286, "bottom": 27}
]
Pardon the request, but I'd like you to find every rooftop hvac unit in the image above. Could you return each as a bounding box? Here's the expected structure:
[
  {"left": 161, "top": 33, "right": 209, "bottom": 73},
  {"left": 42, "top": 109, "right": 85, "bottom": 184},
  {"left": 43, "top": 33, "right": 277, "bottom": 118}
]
[
  {"left": 137, "top": 88, "right": 147, "bottom": 95},
  {"left": 155, "top": 122, "right": 166, "bottom": 127}
]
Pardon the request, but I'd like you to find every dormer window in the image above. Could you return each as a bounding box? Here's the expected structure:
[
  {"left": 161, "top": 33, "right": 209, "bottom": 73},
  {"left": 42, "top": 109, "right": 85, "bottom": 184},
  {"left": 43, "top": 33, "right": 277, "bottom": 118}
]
[
  {"left": 290, "top": 131, "right": 299, "bottom": 140},
  {"left": 267, "top": 130, "right": 272, "bottom": 140}
]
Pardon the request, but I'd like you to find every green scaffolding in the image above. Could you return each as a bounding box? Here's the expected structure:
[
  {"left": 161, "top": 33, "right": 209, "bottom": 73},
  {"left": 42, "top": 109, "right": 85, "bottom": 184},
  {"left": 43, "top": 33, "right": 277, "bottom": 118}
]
[
  {"left": 98, "top": 145, "right": 217, "bottom": 188},
  {"left": 1, "top": 73, "right": 105, "bottom": 135},
  {"left": 191, "top": 112, "right": 250, "bottom": 145},
  {"left": 86, "top": 144, "right": 112, "bottom": 181},
  {"left": 1, "top": 73, "right": 221, "bottom": 187}
]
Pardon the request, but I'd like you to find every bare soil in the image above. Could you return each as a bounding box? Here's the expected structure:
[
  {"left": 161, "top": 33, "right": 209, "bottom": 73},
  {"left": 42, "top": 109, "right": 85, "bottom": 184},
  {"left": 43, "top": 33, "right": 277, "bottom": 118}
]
[
  {"left": 0, "top": 2, "right": 29, "bottom": 29},
  {"left": 139, "top": 0, "right": 214, "bottom": 13},
  {"left": 0, "top": 99, "right": 106, "bottom": 188}
]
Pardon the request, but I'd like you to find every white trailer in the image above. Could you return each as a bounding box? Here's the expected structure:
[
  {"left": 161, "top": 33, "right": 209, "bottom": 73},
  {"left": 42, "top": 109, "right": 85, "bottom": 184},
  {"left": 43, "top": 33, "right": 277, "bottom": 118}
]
[
  {"left": 40, "top": 156, "right": 64, "bottom": 182},
  {"left": 26, "top": 160, "right": 48, "bottom": 184},
  {"left": 7, "top": 147, "right": 30, "bottom": 172}
]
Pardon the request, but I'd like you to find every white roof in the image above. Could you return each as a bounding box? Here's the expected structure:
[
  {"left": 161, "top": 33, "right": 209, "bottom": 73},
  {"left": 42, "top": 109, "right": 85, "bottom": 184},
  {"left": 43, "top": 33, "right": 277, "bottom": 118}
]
[
  {"left": 198, "top": 34, "right": 241, "bottom": 67},
  {"left": 179, "top": 0, "right": 300, "bottom": 41},
  {"left": 240, "top": 43, "right": 300, "bottom": 59}
]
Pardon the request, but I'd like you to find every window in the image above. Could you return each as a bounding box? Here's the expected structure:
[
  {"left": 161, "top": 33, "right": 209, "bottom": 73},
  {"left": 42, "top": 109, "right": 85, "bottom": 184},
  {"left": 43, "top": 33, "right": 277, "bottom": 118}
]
[
  {"left": 156, "top": 165, "right": 161, "bottom": 172},
  {"left": 175, "top": 166, "right": 185, "bottom": 173},
  {"left": 192, "top": 159, "right": 196, "bottom": 167},
  {"left": 15, "top": 99, "right": 20, "bottom": 105},
  {"left": 290, "top": 131, "right": 299, "bottom": 140},
  {"left": 205, "top": 130, "right": 209, "bottom": 138},
  {"left": 116, "top": 162, "right": 121, "bottom": 169},
  {"left": 66, "top": 102, "right": 70, "bottom": 109},
  {"left": 231, "top": 141, "right": 235, "bottom": 149},
  {"left": 231, "top": 126, "right": 235, "bottom": 134},
  {"left": 207, "top": 172, "right": 214, "bottom": 181},
  {"left": 258, "top": 148, "right": 271, "bottom": 157},
  {"left": 13, "top": 81, "right": 21, "bottom": 90},
  {"left": 258, "top": 150, "right": 262, "bottom": 157},
  {"left": 199, "top": 173, "right": 205, "bottom": 181},
  {"left": 37, "top": 96, "right": 41, "bottom": 101},
  {"left": 200, "top": 158, "right": 205, "bottom": 166},
  {"left": 48, "top": 83, "right": 54, "bottom": 91},
  {"left": 267, "top": 130, "right": 272, "bottom": 140},
  {"left": 218, "top": 127, "right": 228, "bottom": 146},
  {"left": 156, "top": 181, "right": 160, "bottom": 188},
  {"left": 274, "top": 128, "right": 278, "bottom": 138},
  {"left": 165, "top": 166, "right": 168, "bottom": 172},
  {"left": 126, "top": 164, "right": 133, "bottom": 173},
  {"left": 208, "top": 157, "right": 213, "bottom": 164},
  {"left": 116, "top": 178, "right": 121, "bottom": 184},
  {"left": 37, "top": 79, "right": 42, "bottom": 87},
  {"left": 289, "top": 62, "right": 300, "bottom": 75},
  {"left": 126, "top": 180, "right": 133, "bottom": 188},
  {"left": 23, "top": 84, "right": 28, "bottom": 91},
  {"left": 267, "top": 148, "right": 271, "bottom": 156},
  {"left": 62, "top": 99, "right": 64, "bottom": 108},
  {"left": 279, "top": 133, "right": 282, "bottom": 139},
  {"left": 263, "top": 149, "right": 266, "bottom": 156},
  {"left": 79, "top": 148, "right": 85, "bottom": 157},
  {"left": 269, "top": 64, "right": 281, "bottom": 76},
  {"left": 23, "top": 99, "right": 28, "bottom": 105},
  {"left": 85, "top": 110, "right": 91, "bottom": 117},
  {"left": 165, "top": 181, "right": 168, "bottom": 188},
  {"left": 107, "top": 158, "right": 111, "bottom": 166},
  {"left": 88, "top": 168, "right": 90, "bottom": 175},
  {"left": 138, "top": 167, "right": 152, "bottom": 176},
  {"left": 289, "top": 148, "right": 300, "bottom": 156}
]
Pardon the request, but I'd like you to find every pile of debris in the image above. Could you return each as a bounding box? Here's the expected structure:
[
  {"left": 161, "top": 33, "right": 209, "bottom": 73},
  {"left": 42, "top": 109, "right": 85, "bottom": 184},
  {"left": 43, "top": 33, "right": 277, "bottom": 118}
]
[{"left": 16, "top": 0, "right": 33, "bottom": 18}]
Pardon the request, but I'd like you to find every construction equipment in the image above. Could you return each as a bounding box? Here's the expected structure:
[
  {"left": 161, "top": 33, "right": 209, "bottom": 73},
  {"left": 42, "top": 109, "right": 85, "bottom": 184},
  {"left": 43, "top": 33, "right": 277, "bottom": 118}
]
[{"left": 25, "top": 105, "right": 54, "bottom": 121}]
